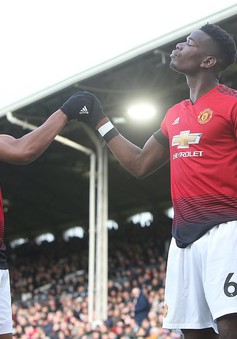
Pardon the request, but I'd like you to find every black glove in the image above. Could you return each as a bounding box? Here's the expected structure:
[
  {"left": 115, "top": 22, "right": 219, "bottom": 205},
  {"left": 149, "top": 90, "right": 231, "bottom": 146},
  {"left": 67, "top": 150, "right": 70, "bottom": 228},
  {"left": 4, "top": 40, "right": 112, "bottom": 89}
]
[{"left": 60, "top": 91, "right": 106, "bottom": 126}]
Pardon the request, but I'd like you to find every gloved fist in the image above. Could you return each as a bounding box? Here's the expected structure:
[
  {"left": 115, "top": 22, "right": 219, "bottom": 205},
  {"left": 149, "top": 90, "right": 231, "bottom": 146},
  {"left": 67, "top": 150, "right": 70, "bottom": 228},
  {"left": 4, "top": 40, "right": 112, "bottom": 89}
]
[{"left": 60, "top": 91, "right": 106, "bottom": 126}]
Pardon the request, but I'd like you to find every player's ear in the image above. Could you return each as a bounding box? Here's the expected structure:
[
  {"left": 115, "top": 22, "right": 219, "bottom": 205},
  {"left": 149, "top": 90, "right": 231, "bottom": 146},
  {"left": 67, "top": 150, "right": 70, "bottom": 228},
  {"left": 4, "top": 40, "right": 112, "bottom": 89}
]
[{"left": 200, "top": 56, "right": 217, "bottom": 69}]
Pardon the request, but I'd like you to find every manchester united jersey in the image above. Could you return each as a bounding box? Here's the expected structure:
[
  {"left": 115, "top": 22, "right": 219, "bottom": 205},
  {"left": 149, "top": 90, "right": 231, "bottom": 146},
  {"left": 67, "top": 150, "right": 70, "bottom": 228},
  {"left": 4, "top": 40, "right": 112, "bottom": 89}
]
[
  {"left": 0, "top": 187, "right": 7, "bottom": 268},
  {"left": 158, "top": 84, "right": 237, "bottom": 248}
]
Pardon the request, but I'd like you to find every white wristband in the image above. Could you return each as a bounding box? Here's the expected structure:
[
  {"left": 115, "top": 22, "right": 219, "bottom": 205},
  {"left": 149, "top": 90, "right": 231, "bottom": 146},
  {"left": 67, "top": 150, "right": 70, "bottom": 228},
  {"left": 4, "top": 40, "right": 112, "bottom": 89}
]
[{"left": 98, "top": 121, "right": 114, "bottom": 137}]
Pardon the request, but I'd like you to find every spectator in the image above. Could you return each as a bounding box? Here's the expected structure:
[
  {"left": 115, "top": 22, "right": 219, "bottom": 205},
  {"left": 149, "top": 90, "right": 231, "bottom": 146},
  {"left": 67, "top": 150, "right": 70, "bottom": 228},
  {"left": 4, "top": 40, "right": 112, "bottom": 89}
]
[
  {"left": 132, "top": 287, "right": 151, "bottom": 326},
  {"left": 10, "top": 231, "right": 181, "bottom": 338}
]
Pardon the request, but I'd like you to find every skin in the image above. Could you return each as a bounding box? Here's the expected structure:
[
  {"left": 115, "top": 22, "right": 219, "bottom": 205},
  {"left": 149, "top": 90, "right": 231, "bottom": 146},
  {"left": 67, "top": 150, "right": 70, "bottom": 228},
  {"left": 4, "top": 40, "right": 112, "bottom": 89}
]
[
  {"left": 96, "top": 29, "right": 237, "bottom": 339},
  {"left": 0, "top": 109, "right": 68, "bottom": 339},
  {"left": 0, "top": 109, "right": 68, "bottom": 165}
]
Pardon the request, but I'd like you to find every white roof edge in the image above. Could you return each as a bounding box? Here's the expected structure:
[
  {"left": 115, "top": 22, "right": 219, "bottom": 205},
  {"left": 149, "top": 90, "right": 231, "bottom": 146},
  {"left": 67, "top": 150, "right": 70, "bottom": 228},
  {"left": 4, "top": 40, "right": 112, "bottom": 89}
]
[{"left": 1, "top": 4, "right": 236, "bottom": 117}]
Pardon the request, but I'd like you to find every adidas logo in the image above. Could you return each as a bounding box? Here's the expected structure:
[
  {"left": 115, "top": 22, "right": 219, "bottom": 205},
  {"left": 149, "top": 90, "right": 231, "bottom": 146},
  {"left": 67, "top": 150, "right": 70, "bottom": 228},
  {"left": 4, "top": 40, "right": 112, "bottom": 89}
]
[
  {"left": 79, "top": 106, "right": 89, "bottom": 115},
  {"left": 172, "top": 117, "right": 180, "bottom": 125}
]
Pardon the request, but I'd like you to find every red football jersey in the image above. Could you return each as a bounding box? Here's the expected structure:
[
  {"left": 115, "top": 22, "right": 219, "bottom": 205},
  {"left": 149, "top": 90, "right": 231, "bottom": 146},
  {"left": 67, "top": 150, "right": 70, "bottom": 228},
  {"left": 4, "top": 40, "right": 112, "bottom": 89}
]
[{"left": 160, "top": 84, "right": 237, "bottom": 248}]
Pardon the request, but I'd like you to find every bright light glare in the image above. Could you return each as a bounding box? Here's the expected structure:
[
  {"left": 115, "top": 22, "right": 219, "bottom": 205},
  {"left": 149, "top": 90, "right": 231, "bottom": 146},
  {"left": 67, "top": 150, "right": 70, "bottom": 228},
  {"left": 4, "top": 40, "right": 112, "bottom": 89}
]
[
  {"left": 107, "top": 220, "right": 119, "bottom": 230},
  {"left": 127, "top": 103, "right": 156, "bottom": 121},
  {"left": 10, "top": 238, "right": 29, "bottom": 248},
  {"left": 35, "top": 232, "right": 55, "bottom": 245},
  {"left": 127, "top": 212, "right": 153, "bottom": 227},
  {"left": 63, "top": 226, "right": 85, "bottom": 241},
  {"left": 165, "top": 207, "right": 174, "bottom": 219}
]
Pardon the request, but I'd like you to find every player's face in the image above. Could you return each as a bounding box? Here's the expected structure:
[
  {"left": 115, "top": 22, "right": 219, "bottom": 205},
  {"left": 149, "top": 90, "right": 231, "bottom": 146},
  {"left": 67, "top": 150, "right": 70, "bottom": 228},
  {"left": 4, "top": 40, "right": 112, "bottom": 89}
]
[{"left": 170, "top": 29, "right": 211, "bottom": 75}]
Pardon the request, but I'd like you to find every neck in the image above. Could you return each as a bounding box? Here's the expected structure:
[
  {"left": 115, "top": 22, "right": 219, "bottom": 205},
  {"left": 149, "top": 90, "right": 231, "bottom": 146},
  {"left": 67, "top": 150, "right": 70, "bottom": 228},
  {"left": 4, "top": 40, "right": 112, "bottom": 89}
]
[{"left": 186, "top": 75, "right": 219, "bottom": 104}]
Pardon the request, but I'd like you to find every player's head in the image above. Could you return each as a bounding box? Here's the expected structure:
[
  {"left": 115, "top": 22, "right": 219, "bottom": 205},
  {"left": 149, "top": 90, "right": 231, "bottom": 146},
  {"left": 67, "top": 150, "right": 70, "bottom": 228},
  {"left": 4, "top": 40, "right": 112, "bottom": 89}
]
[
  {"left": 200, "top": 23, "right": 237, "bottom": 72},
  {"left": 170, "top": 23, "right": 237, "bottom": 77}
]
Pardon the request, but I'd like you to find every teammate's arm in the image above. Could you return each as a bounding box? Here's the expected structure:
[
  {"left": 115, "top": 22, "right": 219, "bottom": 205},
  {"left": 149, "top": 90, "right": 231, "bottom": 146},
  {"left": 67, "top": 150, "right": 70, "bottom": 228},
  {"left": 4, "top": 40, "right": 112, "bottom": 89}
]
[
  {"left": 97, "top": 117, "right": 169, "bottom": 179},
  {"left": 0, "top": 90, "right": 101, "bottom": 165},
  {"left": 0, "top": 109, "right": 68, "bottom": 165}
]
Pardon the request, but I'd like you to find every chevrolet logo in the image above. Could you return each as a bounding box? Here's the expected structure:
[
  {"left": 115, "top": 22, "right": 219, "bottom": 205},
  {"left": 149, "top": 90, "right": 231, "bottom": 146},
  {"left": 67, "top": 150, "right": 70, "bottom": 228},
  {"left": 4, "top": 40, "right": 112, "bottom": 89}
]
[{"left": 172, "top": 130, "right": 202, "bottom": 149}]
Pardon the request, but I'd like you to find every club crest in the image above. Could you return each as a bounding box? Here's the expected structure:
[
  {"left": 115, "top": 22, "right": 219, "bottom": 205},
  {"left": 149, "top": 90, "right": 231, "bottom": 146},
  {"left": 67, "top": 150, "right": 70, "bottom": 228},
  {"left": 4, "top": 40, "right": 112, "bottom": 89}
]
[{"left": 197, "top": 108, "right": 213, "bottom": 124}]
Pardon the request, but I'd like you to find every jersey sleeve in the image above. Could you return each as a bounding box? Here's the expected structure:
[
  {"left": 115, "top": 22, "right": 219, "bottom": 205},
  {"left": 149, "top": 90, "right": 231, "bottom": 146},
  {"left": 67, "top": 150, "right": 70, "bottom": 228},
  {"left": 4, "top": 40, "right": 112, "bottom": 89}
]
[
  {"left": 153, "top": 110, "right": 170, "bottom": 148},
  {"left": 153, "top": 129, "right": 169, "bottom": 148}
]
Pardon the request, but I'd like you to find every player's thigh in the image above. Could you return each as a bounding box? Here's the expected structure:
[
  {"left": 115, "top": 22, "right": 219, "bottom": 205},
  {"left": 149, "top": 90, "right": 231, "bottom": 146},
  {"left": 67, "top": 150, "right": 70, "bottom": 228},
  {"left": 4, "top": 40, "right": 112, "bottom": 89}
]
[
  {"left": 204, "top": 221, "right": 237, "bottom": 320},
  {"left": 182, "top": 328, "right": 218, "bottom": 339},
  {"left": 0, "top": 270, "right": 12, "bottom": 338},
  {"left": 216, "top": 313, "right": 237, "bottom": 339}
]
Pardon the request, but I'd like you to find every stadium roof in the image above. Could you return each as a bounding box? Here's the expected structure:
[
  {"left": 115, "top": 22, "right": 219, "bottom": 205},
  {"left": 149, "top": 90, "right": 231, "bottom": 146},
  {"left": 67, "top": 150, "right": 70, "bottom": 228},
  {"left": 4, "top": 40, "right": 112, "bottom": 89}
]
[
  {"left": 1, "top": 1, "right": 236, "bottom": 115},
  {"left": 1, "top": 4, "right": 237, "bottom": 241}
]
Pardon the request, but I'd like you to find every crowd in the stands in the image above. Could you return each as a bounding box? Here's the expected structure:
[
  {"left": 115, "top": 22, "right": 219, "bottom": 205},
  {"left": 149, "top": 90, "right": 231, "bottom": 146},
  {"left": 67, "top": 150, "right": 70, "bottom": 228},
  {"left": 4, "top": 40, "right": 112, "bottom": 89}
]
[{"left": 7, "top": 222, "right": 182, "bottom": 338}]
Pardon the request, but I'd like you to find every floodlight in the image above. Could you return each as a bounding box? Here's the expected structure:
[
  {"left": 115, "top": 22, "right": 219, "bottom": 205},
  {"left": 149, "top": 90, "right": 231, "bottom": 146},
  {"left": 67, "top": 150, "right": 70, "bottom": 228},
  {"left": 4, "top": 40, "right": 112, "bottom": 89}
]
[{"left": 127, "top": 103, "right": 156, "bottom": 121}]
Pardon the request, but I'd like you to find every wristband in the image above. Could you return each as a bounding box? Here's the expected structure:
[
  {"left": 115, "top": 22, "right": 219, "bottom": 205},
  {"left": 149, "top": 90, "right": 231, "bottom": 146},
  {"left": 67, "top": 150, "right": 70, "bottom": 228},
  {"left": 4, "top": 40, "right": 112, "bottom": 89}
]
[{"left": 98, "top": 121, "right": 119, "bottom": 143}]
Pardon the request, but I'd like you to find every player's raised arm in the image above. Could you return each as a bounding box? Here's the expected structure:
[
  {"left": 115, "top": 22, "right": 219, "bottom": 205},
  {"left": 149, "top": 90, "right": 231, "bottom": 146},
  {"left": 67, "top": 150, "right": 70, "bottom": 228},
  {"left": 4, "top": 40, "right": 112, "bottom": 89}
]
[
  {"left": 0, "top": 92, "right": 93, "bottom": 165},
  {"left": 60, "top": 91, "right": 170, "bottom": 178},
  {"left": 96, "top": 117, "right": 169, "bottom": 178},
  {"left": 0, "top": 110, "right": 68, "bottom": 165}
]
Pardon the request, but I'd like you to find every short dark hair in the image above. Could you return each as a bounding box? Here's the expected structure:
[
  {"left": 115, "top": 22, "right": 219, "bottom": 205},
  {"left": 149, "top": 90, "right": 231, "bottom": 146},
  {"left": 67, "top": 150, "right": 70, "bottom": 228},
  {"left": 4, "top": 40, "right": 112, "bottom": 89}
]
[{"left": 200, "top": 23, "right": 237, "bottom": 70}]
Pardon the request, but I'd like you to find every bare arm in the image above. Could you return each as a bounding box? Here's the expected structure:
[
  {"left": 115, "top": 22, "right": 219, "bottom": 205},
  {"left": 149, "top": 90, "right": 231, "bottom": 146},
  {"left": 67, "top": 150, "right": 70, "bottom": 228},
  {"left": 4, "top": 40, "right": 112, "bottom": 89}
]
[
  {"left": 0, "top": 109, "right": 68, "bottom": 165},
  {"left": 97, "top": 118, "right": 170, "bottom": 178}
]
